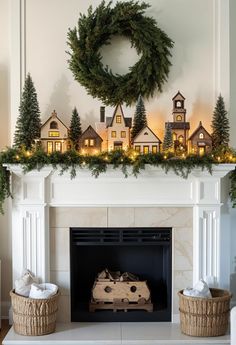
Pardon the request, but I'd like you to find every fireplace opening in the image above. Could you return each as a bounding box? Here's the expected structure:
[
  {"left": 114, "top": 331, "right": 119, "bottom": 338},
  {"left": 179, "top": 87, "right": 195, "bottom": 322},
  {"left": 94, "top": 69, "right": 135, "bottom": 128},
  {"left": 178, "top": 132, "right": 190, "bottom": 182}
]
[{"left": 70, "top": 227, "right": 172, "bottom": 322}]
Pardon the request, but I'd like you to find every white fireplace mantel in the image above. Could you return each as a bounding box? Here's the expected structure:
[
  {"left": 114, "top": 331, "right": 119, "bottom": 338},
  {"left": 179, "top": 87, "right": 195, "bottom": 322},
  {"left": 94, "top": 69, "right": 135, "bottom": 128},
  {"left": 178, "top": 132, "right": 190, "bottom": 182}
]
[{"left": 5, "top": 163, "right": 235, "bottom": 301}]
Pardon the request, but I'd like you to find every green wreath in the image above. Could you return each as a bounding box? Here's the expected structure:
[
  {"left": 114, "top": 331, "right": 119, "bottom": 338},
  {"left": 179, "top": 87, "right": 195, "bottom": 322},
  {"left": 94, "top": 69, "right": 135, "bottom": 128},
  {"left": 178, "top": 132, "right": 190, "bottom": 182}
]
[{"left": 67, "top": 1, "right": 174, "bottom": 106}]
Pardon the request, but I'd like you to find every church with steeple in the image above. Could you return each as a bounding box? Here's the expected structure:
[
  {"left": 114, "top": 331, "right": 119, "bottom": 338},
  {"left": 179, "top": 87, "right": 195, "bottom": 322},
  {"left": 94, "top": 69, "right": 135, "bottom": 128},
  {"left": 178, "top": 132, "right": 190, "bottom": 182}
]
[{"left": 166, "top": 91, "right": 190, "bottom": 151}]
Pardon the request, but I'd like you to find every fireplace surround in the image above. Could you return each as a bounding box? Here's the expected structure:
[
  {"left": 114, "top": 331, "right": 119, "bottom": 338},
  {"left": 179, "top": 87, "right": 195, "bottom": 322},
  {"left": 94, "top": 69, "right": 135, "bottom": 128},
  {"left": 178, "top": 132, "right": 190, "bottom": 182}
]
[{"left": 5, "top": 163, "right": 234, "bottom": 323}]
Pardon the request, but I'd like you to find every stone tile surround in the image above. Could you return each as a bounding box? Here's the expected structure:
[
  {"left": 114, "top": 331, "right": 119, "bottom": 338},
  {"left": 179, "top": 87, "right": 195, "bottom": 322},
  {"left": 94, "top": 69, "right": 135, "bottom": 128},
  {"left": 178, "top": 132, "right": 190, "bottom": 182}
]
[{"left": 50, "top": 207, "right": 193, "bottom": 322}]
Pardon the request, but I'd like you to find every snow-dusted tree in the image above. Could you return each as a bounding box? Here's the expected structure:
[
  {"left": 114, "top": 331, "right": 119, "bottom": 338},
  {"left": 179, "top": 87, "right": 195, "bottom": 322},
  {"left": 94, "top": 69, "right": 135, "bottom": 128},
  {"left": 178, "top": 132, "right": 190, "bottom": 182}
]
[{"left": 162, "top": 122, "right": 173, "bottom": 151}]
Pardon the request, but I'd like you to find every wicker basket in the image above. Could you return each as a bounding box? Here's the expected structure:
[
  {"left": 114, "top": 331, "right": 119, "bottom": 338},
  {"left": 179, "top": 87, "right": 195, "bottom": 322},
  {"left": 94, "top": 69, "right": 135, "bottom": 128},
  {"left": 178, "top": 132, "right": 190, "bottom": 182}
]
[
  {"left": 178, "top": 288, "right": 231, "bottom": 337},
  {"left": 10, "top": 289, "right": 59, "bottom": 336}
]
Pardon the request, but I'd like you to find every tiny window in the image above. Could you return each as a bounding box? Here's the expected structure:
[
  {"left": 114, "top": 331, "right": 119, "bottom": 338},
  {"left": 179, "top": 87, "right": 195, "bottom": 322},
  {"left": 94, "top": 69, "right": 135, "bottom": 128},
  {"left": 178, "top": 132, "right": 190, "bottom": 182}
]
[
  {"left": 179, "top": 135, "right": 184, "bottom": 143},
  {"left": 135, "top": 145, "right": 141, "bottom": 152},
  {"left": 84, "top": 139, "right": 89, "bottom": 147},
  {"left": 49, "top": 131, "right": 59, "bottom": 137},
  {"left": 143, "top": 146, "right": 149, "bottom": 154},
  {"left": 176, "top": 101, "right": 182, "bottom": 108},
  {"left": 173, "top": 133, "right": 177, "bottom": 141},
  {"left": 50, "top": 121, "right": 58, "bottom": 129},
  {"left": 55, "top": 142, "right": 62, "bottom": 152},
  {"left": 152, "top": 145, "right": 157, "bottom": 154},
  {"left": 89, "top": 139, "right": 95, "bottom": 146},
  {"left": 121, "top": 131, "right": 126, "bottom": 138},
  {"left": 116, "top": 115, "right": 121, "bottom": 123},
  {"left": 47, "top": 141, "right": 53, "bottom": 154},
  {"left": 199, "top": 133, "right": 204, "bottom": 139},
  {"left": 144, "top": 132, "right": 148, "bottom": 135},
  {"left": 111, "top": 131, "right": 116, "bottom": 138},
  {"left": 176, "top": 115, "right": 182, "bottom": 121}
]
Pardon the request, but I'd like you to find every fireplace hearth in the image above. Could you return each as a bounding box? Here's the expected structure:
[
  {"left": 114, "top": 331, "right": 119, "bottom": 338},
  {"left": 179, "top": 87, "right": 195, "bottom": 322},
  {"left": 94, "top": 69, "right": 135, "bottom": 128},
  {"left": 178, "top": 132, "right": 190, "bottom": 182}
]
[{"left": 70, "top": 227, "right": 172, "bottom": 322}]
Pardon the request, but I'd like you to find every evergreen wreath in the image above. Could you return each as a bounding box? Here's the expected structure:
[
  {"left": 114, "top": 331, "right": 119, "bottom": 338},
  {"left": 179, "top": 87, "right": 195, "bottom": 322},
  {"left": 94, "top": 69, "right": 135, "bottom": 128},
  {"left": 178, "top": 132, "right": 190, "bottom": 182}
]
[{"left": 67, "top": 1, "right": 174, "bottom": 106}]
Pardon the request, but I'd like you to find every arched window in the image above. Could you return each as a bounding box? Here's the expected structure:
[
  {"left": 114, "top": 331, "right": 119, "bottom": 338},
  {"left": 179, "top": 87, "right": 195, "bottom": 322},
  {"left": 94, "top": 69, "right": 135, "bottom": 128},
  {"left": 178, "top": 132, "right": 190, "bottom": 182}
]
[
  {"left": 199, "top": 132, "right": 204, "bottom": 139},
  {"left": 178, "top": 135, "right": 184, "bottom": 143},
  {"left": 50, "top": 121, "right": 58, "bottom": 129},
  {"left": 176, "top": 115, "right": 182, "bottom": 121},
  {"left": 172, "top": 133, "right": 177, "bottom": 141},
  {"left": 176, "top": 101, "right": 182, "bottom": 108}
]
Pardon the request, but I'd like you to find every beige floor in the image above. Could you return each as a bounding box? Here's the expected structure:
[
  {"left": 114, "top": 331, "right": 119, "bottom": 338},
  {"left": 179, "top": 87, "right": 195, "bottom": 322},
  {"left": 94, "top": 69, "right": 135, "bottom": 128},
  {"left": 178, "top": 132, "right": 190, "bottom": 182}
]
[{"left": 0, "top": 320, "right": 10, "bottom": 345}]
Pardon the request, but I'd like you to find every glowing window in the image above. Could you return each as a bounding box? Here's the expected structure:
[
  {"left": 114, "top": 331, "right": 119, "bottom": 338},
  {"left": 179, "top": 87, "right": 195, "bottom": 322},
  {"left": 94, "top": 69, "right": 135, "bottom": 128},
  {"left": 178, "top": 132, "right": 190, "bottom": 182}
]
[
  {"left": 47, "top": 141, "right": 53, "bottom": 154},
  {"left": 143, "top": 146, "right": 149, "bottom": 154},
  {"left": 121, "top": 131, "right": 126, "bottom": 138},
  {"left": 173, "top": 133, "right": 177, "bottom": 141},
  {"left": 135, "top": 145, "right": 141, "bottom": 152},
  {"left": 50, "top": 121, "right": 58, "bottom": 129},
  {"left": 49, "top": 131, "right": 59, "bottom": 137},
  {"left": 199, "top": 133, "right": 204, "bottom": 139},
  {"left": 55, "top": 142, "right": 62, "bottom": 152},
  {"left": 84, "top": 139, "right": 89, "bottom": 147},
  {"left": 199, "top": 147, "right": 205, "bottom": 155},
  {"left": 176, "top": 115, "right": 182, "bottom": 121},
  {"left": 179, "top": 135, "right": 184, "bottom": 143},
  {"left": 116, "top": 115, "right": 121, "bottom": 123},
  {"left": 89, "top": 139, "right": 95, "bottom": 146},
  {"left": 111, "top": 131, "right": 116, "bottom": 138},
  {"left": 152, "top": 145, "right": 157, "bottom": 153}
]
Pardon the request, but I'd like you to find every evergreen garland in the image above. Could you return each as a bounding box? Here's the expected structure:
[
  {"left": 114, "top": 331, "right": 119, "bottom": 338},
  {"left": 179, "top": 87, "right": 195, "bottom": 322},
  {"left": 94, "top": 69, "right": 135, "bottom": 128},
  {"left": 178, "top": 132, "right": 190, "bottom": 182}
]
[
  {"left": 69, "top": 107, "right": 82, "bottom": 149},
  {"left": 162, "top": 122, "right": 173, "bottom": 151},
  {"left": 211, "top": 95, "right": 230, "bottom": 149},
  {"left": 67, "top": 1, "right": 173, "bottom": 106},
  {"left": 131, "top": 95, "right": 147, "bottom": 142},
  {"left": 1, "top": 146, "right": 236, "bottom": 214},
  {"left": 14, "top": 74, "right": 41, "bottom": 150}
]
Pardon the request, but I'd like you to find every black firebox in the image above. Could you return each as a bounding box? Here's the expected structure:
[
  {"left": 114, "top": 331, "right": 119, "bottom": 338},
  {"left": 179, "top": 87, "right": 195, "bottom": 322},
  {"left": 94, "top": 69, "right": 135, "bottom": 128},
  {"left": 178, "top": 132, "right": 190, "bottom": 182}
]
[{"left": 70, "top": 227, "right": 172, "bottom": 322}]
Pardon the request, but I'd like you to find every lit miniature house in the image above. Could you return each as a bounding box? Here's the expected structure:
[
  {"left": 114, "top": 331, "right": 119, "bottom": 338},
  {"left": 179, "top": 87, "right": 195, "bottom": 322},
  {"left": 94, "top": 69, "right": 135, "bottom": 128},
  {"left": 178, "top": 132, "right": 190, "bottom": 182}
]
[
  {"left": 78, "top": 125, "right": 103, "bottom": 154},
  {"left": 166, "top": 92, "right": 190, "bottom": 151},
  {"left": 133, "top": 126, "right": 162, "bottom": 154},
  {"left": 188, "top": 121, "right": 212, "bottom": 155},
  {"left": 40, "top": 110, "right": 69, "bottom": 153},
  {"left": 105, "top": 104, "right": 132, "bottom": 151}
]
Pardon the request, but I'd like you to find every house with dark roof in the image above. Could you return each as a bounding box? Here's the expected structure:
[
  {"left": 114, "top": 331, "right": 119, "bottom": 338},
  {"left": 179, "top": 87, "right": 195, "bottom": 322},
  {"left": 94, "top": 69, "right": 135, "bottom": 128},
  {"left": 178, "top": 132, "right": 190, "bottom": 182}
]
[
  {"left": 78, "top": 125, "right": 103, "bottom": 154},
  {"left": 188, "top": 121, "right": 212, "bottom": 155},
  {"left": 40, "top": 110, "right": 69, "bottom": 153},
  {"left": 166, "top": 91, "right": 190, "bottom": 151},
  {"left": 133, "top": 126, "right": 162, "bottom": 154}
]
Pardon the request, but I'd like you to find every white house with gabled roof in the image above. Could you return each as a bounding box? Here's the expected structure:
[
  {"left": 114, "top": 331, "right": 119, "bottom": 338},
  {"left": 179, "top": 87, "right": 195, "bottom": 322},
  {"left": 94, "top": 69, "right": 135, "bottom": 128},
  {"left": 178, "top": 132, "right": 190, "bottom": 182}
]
[
  {"left": 40, "top": 110, "right": 69, "bottom": 153},
  {"left": 133, "top": 126, "right": 162, "bottom": 154},
  {"left": 105, "top": 104, "right": 132, "bottom": 151}
]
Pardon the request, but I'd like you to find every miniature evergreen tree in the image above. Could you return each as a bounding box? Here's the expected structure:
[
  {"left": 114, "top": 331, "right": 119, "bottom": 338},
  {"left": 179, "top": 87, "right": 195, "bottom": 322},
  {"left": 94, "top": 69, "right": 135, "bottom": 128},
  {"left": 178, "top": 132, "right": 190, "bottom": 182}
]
[
  {"left": 69, "top": 107, "right": 82, "bottom": 149},
  {"left": 131, "top": 95, "right": 147, "bottom": 142},
  {"left": 211, "top": 95, "right": 230, "bottom": 149},
  {"left": 14, "top": 73, "right": 41, "bottom": 150},
  {"left": 162, "top": 122, "right": 173, "bottom": 151}
]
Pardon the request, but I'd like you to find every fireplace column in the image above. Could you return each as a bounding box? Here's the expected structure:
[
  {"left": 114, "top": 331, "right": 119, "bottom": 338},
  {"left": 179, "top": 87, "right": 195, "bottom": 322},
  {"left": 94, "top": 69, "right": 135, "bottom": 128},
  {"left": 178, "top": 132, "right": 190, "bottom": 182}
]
[
  {"left": 9, "top": 166, "right": 53, "bottom": 283},
  {"left": 192, "top": 169, "right": 230, "bottom": 287}
]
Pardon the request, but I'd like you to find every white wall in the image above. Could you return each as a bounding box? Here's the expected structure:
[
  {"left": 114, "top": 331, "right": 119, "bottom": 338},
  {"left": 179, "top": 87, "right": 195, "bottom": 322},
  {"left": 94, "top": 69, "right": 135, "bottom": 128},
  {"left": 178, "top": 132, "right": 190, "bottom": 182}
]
[
  {"left": 13, "top": 0, "right": 228, "bottom": 142},
  {"left": 0, "top": 0, "right": 12, "bottom": 318},
  {"left": 0, "top": 0, "right": 235, "bottom": 317}
]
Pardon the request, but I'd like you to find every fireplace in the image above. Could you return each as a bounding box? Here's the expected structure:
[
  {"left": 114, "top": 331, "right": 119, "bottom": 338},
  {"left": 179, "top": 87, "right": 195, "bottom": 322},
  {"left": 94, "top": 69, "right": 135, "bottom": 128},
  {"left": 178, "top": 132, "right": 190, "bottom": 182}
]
[
  {"left": 70, "top": 227, "right": 172, "bottom": 322},
  {"left": 6, "top": 164, "right": 233, "bottom": 323}
]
